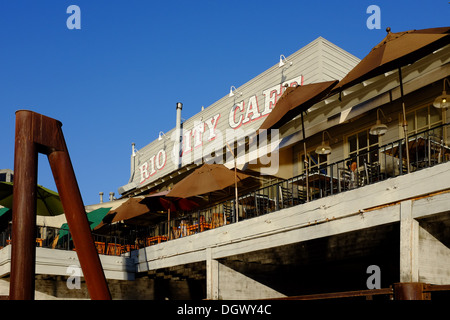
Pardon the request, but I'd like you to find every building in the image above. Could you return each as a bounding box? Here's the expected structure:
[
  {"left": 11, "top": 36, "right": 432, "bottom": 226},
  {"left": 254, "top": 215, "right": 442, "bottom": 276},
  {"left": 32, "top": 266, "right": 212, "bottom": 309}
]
[
  {"left": 119, "top": 37, "right": 360, "bottom": 197},
  {"left": 0, "top": 169, "right": 13, "bottom": 183},
  {"left": 1, "top": 31, "right": 450, "bottom": 300}
]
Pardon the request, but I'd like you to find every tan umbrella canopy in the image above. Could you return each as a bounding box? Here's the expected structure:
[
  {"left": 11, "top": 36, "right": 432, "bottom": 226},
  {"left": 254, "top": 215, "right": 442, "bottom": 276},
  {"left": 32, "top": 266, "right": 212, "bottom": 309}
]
[
  {"left": 258, "top": 81, "right": 338, "bottom": 202},
  {"left": 334, "top": 26, "right": 450, "bottom": 92},
  {"left": 259, "top": 80, "right": 338, "bottom": 131},
  {"left": 334, "top": 26, "right": 450, "bottom": 172},
  {"left": 110, "top": 197, "right": 151, "bottom": 223},
  {"left": 166, "top": 163, "right": 251, "bottom": 199}
]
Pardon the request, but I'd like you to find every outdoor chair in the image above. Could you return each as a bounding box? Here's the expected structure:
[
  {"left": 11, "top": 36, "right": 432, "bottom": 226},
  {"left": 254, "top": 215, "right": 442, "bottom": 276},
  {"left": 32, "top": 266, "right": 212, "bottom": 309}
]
[
  {"left": 223, "top": 203, "right": 233, "bottom": 223},
  {"left": 339, "top": 168, "right": 355, "bottom": 190},
  {"left": 106, "top": 243, "right": 122, "bottom": 256},
  {"left": 279, "top": 185, "right": 294, "bottom": 208},
  {"left": 279, "top": 185, "right": 306, "bottom": 208},
  {"left": 95, "top": 241, "right": 106, "bottom": 254}
]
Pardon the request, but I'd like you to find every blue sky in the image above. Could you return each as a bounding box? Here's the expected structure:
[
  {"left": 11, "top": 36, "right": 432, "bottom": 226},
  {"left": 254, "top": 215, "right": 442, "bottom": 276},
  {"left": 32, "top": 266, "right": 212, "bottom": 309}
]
[{"left": 1, "top": 1, "right": 449, "bottom": 205}]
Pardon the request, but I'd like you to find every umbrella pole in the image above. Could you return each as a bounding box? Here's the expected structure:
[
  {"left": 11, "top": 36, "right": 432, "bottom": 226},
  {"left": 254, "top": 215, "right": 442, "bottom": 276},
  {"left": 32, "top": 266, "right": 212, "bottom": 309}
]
[
  {"left": 398, "top": 67, "right": 410, "bottom": 173},
  {"left": 226, "top": 142, "right": 239, "bottom": 222},
  {"left": 168, "top": 208, "right": 171, "bottom": 240},
  {"left": 234, "top": 164, "right": 238, "bottom": 222},
  {"left": 301, "top": 112, "right": 309, "bottom": 202}
]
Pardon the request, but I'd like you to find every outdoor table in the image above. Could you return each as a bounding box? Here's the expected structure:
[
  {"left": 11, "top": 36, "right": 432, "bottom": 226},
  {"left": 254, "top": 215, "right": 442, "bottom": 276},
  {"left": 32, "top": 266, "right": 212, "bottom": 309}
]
[
  {"left": 382, "top": 136, "right": 450, "bottom": 171},
  {"left": 240, "top": 193, "right": 275, "bottom": 218},
  {"left": 292, "top": 172, "right": 340, "bottom": 197}
]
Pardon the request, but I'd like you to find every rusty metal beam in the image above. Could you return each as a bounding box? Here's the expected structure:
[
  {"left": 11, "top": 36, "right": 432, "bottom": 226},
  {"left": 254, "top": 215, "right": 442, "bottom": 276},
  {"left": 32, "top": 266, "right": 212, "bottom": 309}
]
[
  {"left": 269, "top": 288, "right": 393, "bottom": 300},
  {"left": 10, "top": 110, "right": 111, "bottom": 300},
  {"left": 10, "top": 111, "right": 38, "bottom": 300},
  {"left": 394, "top": 282, "right": 431, "bottom": 300}
]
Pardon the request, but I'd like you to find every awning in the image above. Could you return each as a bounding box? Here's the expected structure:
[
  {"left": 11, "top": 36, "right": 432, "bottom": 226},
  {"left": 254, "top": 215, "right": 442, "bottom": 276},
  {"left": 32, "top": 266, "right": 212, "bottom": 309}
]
[
  {"left": 334, "top": 26, "right": 450, "bottom": 92},
  {"left": 166, "top": 163, "right": 251, "bottom": 199},
  {"left": 0, "top": 207, "right": 10, "bottom": 218},
  {"left": 59, "top": 207, "right": 112, "bottom": 238}
]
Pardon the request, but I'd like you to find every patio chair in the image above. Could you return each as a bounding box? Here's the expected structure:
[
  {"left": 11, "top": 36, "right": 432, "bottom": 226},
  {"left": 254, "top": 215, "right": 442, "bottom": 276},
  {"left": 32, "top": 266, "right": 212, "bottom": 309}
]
[
  {"left": 279, "top": 185, "right": 294, "bottom": 208},
  {"left": 223, "top": 203, "right": 233, "bottom": 223}
]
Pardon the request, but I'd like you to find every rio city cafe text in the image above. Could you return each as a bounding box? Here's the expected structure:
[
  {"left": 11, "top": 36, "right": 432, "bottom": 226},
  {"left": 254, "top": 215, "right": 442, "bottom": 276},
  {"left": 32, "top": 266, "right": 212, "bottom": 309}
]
[{"left": 138, "top": 75, "right": 303, "bottom": 184}]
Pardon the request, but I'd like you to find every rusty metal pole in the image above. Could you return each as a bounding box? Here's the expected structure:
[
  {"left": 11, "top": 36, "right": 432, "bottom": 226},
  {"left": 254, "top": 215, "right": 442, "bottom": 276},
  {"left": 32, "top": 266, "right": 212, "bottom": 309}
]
[
  {"left": 9, "top": 110, "right": 111, "bottom": 300},
  {"left": 48, "top": 149, "right": 111, "bottom": 300},
  {"left": 10, "top": 111, "right": 38, "bottom": 300}
]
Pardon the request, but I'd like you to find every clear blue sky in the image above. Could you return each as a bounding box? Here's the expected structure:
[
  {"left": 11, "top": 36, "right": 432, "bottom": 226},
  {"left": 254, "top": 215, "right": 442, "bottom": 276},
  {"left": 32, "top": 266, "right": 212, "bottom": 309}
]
[{"left": 1, "top": 1, "right": 448, "bottom": 205}]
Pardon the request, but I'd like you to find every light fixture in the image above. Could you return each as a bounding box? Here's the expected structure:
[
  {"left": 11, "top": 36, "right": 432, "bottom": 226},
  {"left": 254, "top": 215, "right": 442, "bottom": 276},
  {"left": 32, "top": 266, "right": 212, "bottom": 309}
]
[
  {"left": 433, "top": 78, "right": 450, "bottom": 109},
  {"left": 369, "top": 108, "right": 388, "bottom": 136},
  {"left": 315, "top": 131, "right": 332, "bottom": 155},
  {"left": 279, "top": 55, "right": 292, "bottom": 68},
  {"left": 229, "top": 86, "right": 242, "bottom": 97},
  {"left": 158, "top": 131, "right": 167, "bottom": 141}
]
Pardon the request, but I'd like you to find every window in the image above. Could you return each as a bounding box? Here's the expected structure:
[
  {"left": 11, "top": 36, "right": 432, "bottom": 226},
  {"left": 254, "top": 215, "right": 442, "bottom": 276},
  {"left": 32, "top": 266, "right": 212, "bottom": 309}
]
[
  {"left": 299, "top": 150, "right": 328, "bottom": 174},
  {"left": 347, "top": 129, "right": 379, "bottom": 165},
  {"left": 406, "top": 104, "right": 444, "bottom": 136}
]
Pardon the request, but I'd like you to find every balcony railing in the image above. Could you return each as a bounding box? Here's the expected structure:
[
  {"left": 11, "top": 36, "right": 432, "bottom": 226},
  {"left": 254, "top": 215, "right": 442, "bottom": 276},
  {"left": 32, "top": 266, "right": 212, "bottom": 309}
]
[
  {"left": 140, "top": 123, "right": 449, "bottom": 244},
  {"left": 0, "top": 226, "right": 137, "bottom": 256},
  {"left": 0, "top": 123, "right": 448, "bottom": 255}
]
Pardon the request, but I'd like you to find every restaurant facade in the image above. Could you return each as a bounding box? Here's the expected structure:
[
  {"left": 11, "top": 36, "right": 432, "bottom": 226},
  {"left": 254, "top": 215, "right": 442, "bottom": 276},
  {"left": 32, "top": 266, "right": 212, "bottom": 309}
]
[
  {"left": 118, "top": 36, "right": 360, "bottom": 197},
  {"left": 1, "top": 29, "right": 450, "bottom": 300}
]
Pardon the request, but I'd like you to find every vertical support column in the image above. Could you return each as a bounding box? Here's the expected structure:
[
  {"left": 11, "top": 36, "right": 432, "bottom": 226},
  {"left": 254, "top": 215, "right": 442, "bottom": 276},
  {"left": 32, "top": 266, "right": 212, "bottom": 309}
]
[
  {"left": 206, "top": 248, "right": 219, "bottom": 300},
  {"left": 48, "top": 150, "right": 111, "bottom": 300},
  {"left": 399, "top": 200, "right": 419, "bottom": 283},
  {"left": 10, "top": 111, "right": 38, "bottom": 300}
]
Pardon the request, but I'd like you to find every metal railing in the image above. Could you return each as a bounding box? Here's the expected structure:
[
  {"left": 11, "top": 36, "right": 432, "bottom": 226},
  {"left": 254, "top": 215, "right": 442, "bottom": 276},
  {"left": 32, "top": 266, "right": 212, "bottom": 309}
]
[
  {"left": 140, "top": 123, "right": 449, "bottom": 244},
  {"left": 0, "top": 225, "right": 137, "bottom": 256}
]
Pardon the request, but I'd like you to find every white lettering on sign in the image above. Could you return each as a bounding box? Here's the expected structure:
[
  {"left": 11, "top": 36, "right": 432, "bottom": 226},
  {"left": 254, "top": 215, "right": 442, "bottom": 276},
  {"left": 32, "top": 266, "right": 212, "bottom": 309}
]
[
  {"left": 182, "top": 113, "right": 221, "bottom": 155},
  {"left": 229, "top": 102, "right": 245, "bottom": 129},
  {"left": 139, "top": 149, "right": 167, "bottom": 184},
  {"left": 136, "top": 75, "right": 304, "bottom": 185},
  {"left": 204, "top": 114, "right": 220, "bottom": 141},
  {"left": 228, "top": 76, "right": 303, "bottom": 129}
]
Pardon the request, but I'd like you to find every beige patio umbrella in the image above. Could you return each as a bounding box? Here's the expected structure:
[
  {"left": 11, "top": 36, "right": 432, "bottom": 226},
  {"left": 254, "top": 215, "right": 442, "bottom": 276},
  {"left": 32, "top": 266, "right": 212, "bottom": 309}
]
[
  {"left": 167, "top": 163, "right": 251, "bottom": 222},
  {"left": 259, "top": 81, "right": 338, "bottom": 131},
  {"left": 334, "top": 26, "right": 450, "bottom": 172},
  {"left": 166, "top": 163, "right": 251, "bottom": 199},
  {"left": 110, "top": 197, "right": 152, "bottom": 223},
  {"left": 259, "top": 81, "right": 338, "bottom": 201}
]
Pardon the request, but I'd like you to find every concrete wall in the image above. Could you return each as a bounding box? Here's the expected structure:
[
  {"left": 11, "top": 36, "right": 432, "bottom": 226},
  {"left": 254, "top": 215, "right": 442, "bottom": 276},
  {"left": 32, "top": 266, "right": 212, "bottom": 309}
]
[{"left": 1, "top": 162, "right": 449, "bottom": 299}]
